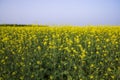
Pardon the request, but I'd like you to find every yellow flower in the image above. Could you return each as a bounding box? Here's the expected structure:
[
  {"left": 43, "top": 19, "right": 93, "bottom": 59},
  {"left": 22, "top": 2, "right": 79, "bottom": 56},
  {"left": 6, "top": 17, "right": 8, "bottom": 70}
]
[
  {"left": 5, "top": 56, "right": 8, "bottom": 59},
  {"left": 12, "top": 51, "right": 15, "bottom": 55},
  {"left": 20, "top": 76, "right": 24, "bottom": 80},
  {"left": 115, "top": 58, "right": 118, "bottom": 61},
  {"left": 96, "top": 51, "right": 99, "bottom": 54},
  {"left": 12, "top": 71, "right": 17, "bottom": 75},
  {"left": 103, "top": 53, "right": 107, "bottom": 57},
  {"left": 104, "top": 73, "right": 108, "bottom": 76},
  {"left": 88, "top": 41, "right": 91, "bottom": 45},
  {"left": 111, "top": 75, "right": 115, "bottom": 79},
  {"left": 115, "top": 41, "right": 118, "bottom": 44},
  {"left": 29, "top": 62, "right": 31, "bottom": 65},
  {"left": 43, "top": 41, "right": 47, "bottom": 45},
  {"left": 88, "top": 45, "right": 91, "bottom": 48},
  {"left": 2, "top": 37, "right": 9, "bottom": 42},
  {"left": 1, "top": 59, "right": 5, "bottom": 63},
  {"left": 66, "top": 39, "right": 73, "bottom": 45},
  {"left": 74, "top": 66, "right": 77, "bottom": 70},
  {"left": 96, "top": 45, "right": 100, "bottom": 50},
  {"left": 90, "top": 64, "right": 94, "bottom": 68},
  {"left": 21, "top": 57, "right": 25, "bottom": 60},
  {"left": 73, "top": 49, "right": 78, "bottom": 54},
  {"left": 91, "top": 51, "right": 93, "bottom": 54},
  {"left": 64, "top": 47, "right": 71, "bottom": 52},
  {"left": 31, "top": 74, "right": 34, "bottom": 78},
  {"left": 80, "top": 53, "right": 86, "bottom": 59},
  {"left": 96, "top": 38, "right": 100, "bottom": 42},
  {"left": 89, "top": 75, "right": 94, "bottom": 79},
  {"left": 106, "top": 39, "right": 109, "bottom": 42},
  {"left": 103, "top": 45, "right": 106, "bottom": 48},
  {"left": 37, "top": 61, "right": 41, "bottom": 65},
  {"left": 49, "top": 75, "right": 53, "bottom": 80},
  {"left": 107, "top": 67, "right": 112, "bottom": 72},
  {"left": 37, "top": 46, "right": 41, "bottom": 50},
  {"left": 20, "top": 62, "right": 25, "bottom": 66},
  {"left": 74, "top": 37, "right": 80, "bottom": 43},
  {"left": 99, "top": 62, "right": 103, "bottom": 65},
  {"left": 49, "top": 45, "right": 56, "bottom": 49}
]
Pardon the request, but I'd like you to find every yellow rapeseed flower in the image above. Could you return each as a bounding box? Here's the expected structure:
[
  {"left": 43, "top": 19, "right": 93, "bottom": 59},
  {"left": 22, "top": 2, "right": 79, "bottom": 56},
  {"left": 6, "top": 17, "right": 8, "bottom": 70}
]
[
  {"left": 5, "top": 56, "right": 8, "bottom": 59},
  {"left": 37, "top": 46, "right": 41, "bottom": 50},
  {"left": 106, "top": 39, "right": 109, "bottom": 42},
  {"left": 37, "top": 61, "right": 41, "bottom": 65},
  {"left": 89, "top": 75, "right": 94, "bottom": 79},
  {"left": 2, "top": 37, "right": 9, "bottom": 42},
  {"left": 90, "top": 64, "right": 94, "bottom": 68},
  {"left": 111, "top": 75, "right": 115, "bottom": 79},
  {"left": 43, "top": 41, "right": 47, "bottom": 45},
  {"left": 103, "top": 53, "right": 107, "bottom": 57},
  {"left": 96, "top": 51, "right": 99, "bottom": 54},
  {"left": 1, "top": 59, "right": 5, "bottom": 64},
  {"left": 12, "top": 71, "right": 17, "bottom": 75},
  {"left": 20, "top": 76, "right": 24, "bottom": 80},
  {"left": 115, "top": 58, "right": 118, "bottom": 61},
  {"left": 31, "top": 74, "right": 34, "bottom": 78},
  {"left": 21, "top": 57, "right": 25, "bottom": 60},
  {"left": 80, "top": 53, "right": 86, "bottom": 59},
  {"left": 107, "top": 67, "right": 112, "bottom": 72},
  {"left": 20, "top": 62, "right": 25, "bottom": 67},
  {"left": 49, "top": 75, "right": 53, "bottom": 80},
  {"left": 88, "top": 41, "right": 91, "bottom": 45},
  {"left": 74, "top": 66, "right": 77, "bottom": 70}
]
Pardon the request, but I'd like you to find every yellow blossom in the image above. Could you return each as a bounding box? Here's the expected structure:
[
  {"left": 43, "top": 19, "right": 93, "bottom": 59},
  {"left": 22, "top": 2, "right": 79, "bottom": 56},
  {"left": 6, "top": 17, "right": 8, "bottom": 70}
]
[
  {"left": 90, "top": 75, "right": 94, "bottom": 79},
  {"left": 111, "top": 75, "right": 115, "bottom": 79},
  {"left": 88, "top": 41, "right": 91, "bottom": 45},
  {"left": 20, "top": 76, "right": 24, "bottom": 80},
  {"left": 106, "top": 39, "right": 109, "bottom": 42},
  {"left": 31, "top": 74, "right": 34, "bottom": 78},
  {"left": 37, "top": 46, "right": 41, "bottom": 50},
  {"left": 12, "top": 71, "right": 17, "bottom": 75},
  {"left": 96, "top": 51, "right": 99, "bottom": 54},
  {"left": 107, "top": 67, "right": 112, "bottom": 72},
  {"left": 74, "top": 66, "right": 77, "bottom": 70},
  {"left": 37, "top": 61, "right": 41, "bottom": 65},
  {"left": 90, "top": 64, "right": 94, "bottom": 68}
]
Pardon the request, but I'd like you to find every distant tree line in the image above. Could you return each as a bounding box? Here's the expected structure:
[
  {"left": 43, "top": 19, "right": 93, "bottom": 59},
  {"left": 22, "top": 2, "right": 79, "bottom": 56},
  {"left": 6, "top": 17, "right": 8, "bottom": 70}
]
[{"left": 0, "top": 24, "right": 49, "bottom": 27}]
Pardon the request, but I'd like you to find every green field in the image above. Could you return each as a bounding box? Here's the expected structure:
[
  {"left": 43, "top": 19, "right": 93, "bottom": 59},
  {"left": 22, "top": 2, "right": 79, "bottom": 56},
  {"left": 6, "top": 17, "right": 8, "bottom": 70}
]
[{"left": 0, "top": 26, "right": 120, "bottom": 80}]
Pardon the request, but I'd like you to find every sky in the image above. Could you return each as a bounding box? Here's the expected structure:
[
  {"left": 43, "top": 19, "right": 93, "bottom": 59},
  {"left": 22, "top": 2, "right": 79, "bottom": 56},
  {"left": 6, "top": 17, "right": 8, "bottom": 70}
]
[{"left": 0, "top": 0, "right": 120, "bottom": 25}]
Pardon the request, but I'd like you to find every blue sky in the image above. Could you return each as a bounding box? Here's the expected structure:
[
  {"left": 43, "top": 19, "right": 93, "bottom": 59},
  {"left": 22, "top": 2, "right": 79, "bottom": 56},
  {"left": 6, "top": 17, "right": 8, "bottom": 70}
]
[{"left": 0, "top": 0, "right": 120, "bottom": 25}]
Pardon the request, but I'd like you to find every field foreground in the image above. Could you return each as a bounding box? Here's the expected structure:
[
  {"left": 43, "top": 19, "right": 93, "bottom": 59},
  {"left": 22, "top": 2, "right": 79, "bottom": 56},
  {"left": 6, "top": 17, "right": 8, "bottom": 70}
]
[{"left": 0, "top": 26, "right": 120, "bottom": 80}]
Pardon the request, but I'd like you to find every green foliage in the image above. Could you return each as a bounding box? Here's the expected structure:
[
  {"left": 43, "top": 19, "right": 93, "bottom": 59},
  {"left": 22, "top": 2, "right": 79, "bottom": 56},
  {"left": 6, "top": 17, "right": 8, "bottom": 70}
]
[{"left": 0, "top": 26, "right": 120, "bottom": 80}]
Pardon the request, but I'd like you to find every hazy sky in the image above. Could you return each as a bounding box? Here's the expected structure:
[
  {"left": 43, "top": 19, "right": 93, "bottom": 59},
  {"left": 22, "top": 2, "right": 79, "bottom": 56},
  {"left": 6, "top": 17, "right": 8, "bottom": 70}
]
[{"left": 0, "top": 0, "right": 120, "bottom": 25}]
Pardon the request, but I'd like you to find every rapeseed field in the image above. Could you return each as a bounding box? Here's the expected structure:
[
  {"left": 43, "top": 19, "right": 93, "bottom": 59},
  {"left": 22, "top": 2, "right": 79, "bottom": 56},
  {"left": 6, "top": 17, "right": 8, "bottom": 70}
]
[{"left": 0, "top": 26, "right": 120, "bottom": 80}]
